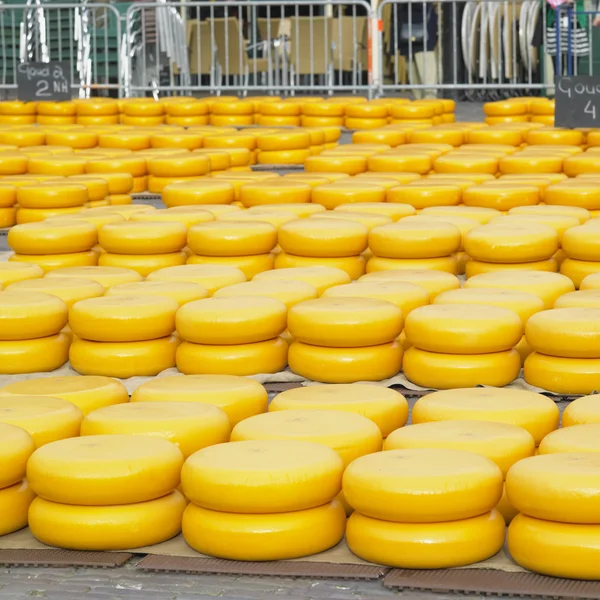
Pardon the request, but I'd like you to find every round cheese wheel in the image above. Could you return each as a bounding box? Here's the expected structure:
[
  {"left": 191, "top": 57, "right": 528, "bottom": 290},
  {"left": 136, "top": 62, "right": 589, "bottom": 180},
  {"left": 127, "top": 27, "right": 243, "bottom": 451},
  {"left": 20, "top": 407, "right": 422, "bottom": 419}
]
[
  {"left": 434, "top": 154, "right": 499, "bottom": 174},
  {"left": 231, "top": 409, "right": 382, "bottom": 467},
  {"left": 463, "top": 184, "right": 539, "bottom": 211},
  {"left": 0, "top": 424, "right": 35, "bottom": 488},
  {"left": 46, "top": 130, "right": 98, "bottom": 149},
  {"left": 0, "top": 395, "right": 82, "bottom": 447},
  {"left": 131, "top": 374, "right": 267, "bottom": 426},
  {"left": 464, "top": 270, "right": 575, "bottom": 309},
  {"left": 0, "top": 183, "right": 17, "bottom": 208},
  {"left": 387, "top": 184, "right": 461, "bottom": 209},
  {"left": 311, "top": 183, "right": 386, "bottom": 210},
  {"left": 311, "top": 210, "right": 392, "bottom": 231},
  {"left": 288, "top": 297, "right": 402, "bottom": 347},
  {"left": 147, "top": 264, "right": 246, "bottom": 294},
  {"left": 70, "top": 295, "right": 178, "bottom": 342},
  {"left": 561, "top": 258, "right": 600, "bottom": 288},
  {"left": 288, "top": 340, "right": 402, "bottom": 384},
  {"left": 304, "top": 155, "right": 367, "bottom": 175},
  {"left": 564, "top": 154, "right": 600, "bottom": 176},
  {"left": 177, "top": 296, "right": 286, "bottom": 344},
  {"left": 238, "top": 180, "right": 312, "bottom": 208},
  {"left": 385, "top": 420, "right": 534, "bottom": 477},
  {"left": 368, "top": 153, "right": 432, "bottom": 174},
  {"left": 46, "top": 265, "right": 141, "bottom": 289},
  {"left": 358, "top": 268, "right": 458, "bottom": 300},
  {"left": 182, "top": 439, "right": 342, "bottom": 512},
  {"left": 463, "top": 258, "right": 553, "bottom": 279},
  {"left": 509, "top": 204, "right": 590, "bottom": 224},
  {"left": 98, "top": 221, "right": 186, "bottom": 255},
  {"left": 0, "top": 153, "right": 28, "bottom": 175},
  {"left": 581, "top": 273, "right": 600, "bottom": 290},
  {"left": 257, "top": 131, "right": 310, "bottom": 151},
  {"left": 187, "top": 221, "right": 276, "bottom": 257},
  {"left": 347, "top": 509, "right": 504, "bottom": 569},
  {"left": 147, "top": 154, "right": 210, "bottom": 178},
  {"left": 162, "top": 180, "right": 235, "bottom": 207},
  {"left": 106, "top": 280, "right": 208, "bottom": 307},
  {"left": 278, "top": 218, "right": 367, "bottom": 258},
  {"left": 17, "top": 182, "right": 87, "bottom": 209},
  {"left": 524, "top": 351, "right": 600, "bottom": 394},
  {"left": 0, "top": 480, "right": 35, "bottom": 536},
  {"left": 489, "top": 214, "right": 579, "bottom": 243},
  {"left": 85, "top": 156, "right": 146, "bottom": 178},
  {"left": 405, "top": 304, "right": 522, "bottom": 354},
  {"left": 563, "top": 394, "right": 600, "bottom": 426},
  {"left": 369, "top": 221, "right": 461, "bottom": 259},
  {"left": 176, "top": 337, "right": 287, "bottom": 376},
  {"left": 344, "top": 448, "right": 502, "bottom": 522},
  {"left": 183, "top": 499, "right": 345, "bottom": 561},
  {"left": 9, "top": 250, "right": 98, "bottom": 273},
  {"left": 274, "top": 253, "right": 365, "bottom": 280},
  {"left": 253, "top": 266, "right": 350, "bottom": 294},
  {"left": 28, "top": 156, "right": 87, "bottom": 177},
  {"left": 0, "top": 262, "right": 43, "bottom": 287},
  {"left": 6, "top": 277, "right": 104, "bottom": 308},
  {"left": 555, "top": 289, "right": 600, "bottom": 308},
  {"left": 218, "top": 209, "right": 297, "bottom": 230},
  {"left": 0, "top": 291, "right": 67, "bottom": 341},
  {"left": 8, "top": 221, "right": 96, "bottom": 255},
  {"left": 464, "top": 223, "right": 558, "bottom": 263},
  {"left": 213, "top": 280, "right": 317, "bottom": 310},
  {"left": 29, "top": 491, "right": 185, "bottom": 550},
  {"left": 99, "top": 132, "right": 151, "bottom": 152},
  {"left": 545, "top": 182, "right": 600, "bottom": 209},
  {"left": 257, "top": 149, "right": 311, "bottom": 165},
  {"left": 333, "top": 202, "right": 415, "bottom": 221},
  {"left": 248, "top": 203, "right": 326, "bottom": 218},
  {"left": 563, "top": 225, "right": 600, "bottom": 261},
  {"left": 412, "top": 387, "right": 559, "bottom": 444},
  {"left": 0, "top": 206, "right": 16, "bottom": 227},
  {"left": 421, "top": 205, "right": 500, "bottom": 224},
  {"left": 539, "top": 423, "right": 600, "bottom": 454},
  {"left": 129, "top": 208, "right": 214, "bottom": 229},
  {"left": 366, "top": 255, "right": 458, "bottom": 275},
  {"left": 187, "top": 253, "right": 274, "bottom": 279}
]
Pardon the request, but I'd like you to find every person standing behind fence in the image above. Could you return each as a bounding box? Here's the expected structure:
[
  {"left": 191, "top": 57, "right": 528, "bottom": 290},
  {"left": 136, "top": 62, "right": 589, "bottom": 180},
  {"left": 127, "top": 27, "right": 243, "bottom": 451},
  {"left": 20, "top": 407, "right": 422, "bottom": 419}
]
[{"left": 390, "top": 2, "right": 438, "bottom": 99}]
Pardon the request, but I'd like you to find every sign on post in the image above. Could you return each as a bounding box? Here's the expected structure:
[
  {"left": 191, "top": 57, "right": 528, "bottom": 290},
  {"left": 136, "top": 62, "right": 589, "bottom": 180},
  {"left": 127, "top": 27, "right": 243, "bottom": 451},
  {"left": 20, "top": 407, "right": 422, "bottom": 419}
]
[
  {"left": 17, "top": 62, "right": 71, "bottom": 102},
  {"left": 555, "top": 75, "right": 600, "bottom": 128}
]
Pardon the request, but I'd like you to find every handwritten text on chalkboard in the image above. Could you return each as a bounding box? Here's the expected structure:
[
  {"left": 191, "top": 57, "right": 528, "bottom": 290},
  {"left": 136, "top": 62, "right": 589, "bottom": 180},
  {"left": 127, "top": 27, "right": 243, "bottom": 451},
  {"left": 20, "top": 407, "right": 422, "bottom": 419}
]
[
  {"left": 555, "top": 76, "right": 600, "bottom": 128},
  {"left": 17, "top": 61, "right": 70, "bottom": 102}
]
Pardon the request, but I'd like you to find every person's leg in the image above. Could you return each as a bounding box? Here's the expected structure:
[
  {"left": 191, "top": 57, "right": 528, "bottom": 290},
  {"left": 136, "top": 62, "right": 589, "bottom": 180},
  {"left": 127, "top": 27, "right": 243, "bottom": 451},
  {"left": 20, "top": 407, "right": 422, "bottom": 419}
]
[
  {"left": 415, "top": 51, "right": 438, "bottom": 99},
  {"left": 409, "top": 55, "right": 423, "bottom": 99}
]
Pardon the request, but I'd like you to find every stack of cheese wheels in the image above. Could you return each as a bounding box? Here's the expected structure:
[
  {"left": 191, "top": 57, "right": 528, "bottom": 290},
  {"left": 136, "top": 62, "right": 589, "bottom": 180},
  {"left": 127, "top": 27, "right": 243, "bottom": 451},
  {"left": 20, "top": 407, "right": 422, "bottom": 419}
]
[
  {"left": 182, "top": 440, "right": 346, "bottom": 560},
  {"left": 0, "top": 424, "right": 35, "bottom": 536},
  {"left": 97, "top": 221, "right": 187, "bottom": 276},
  {"left": 269, "top": 384, "right": 409, "bottom": 439},
  {"left": 8, "top": 221, "right": 98, "bottom": 272},
  {"left": 507, "top": 453, "right": 600, "bottom": 580},
  {"left": 146, "top": 153, "right": 211, "bottom": 194},
  {"left": 256, "top": 101, "right": 300, "bottom": 127},
  {"left": 483, "top": 100, "right": 529, "bottom": 125},
  {"left": 463, "top": 183, "right": 540, "bottom": 213},
  {"left": 187, "top": 220, "right": 277, "bottom": 281},
  {"left": 384, "top": 420, "right": 535, "bottom": 525},
  {"left": 287, "top": 297, "right": 403, "bottom": 383},
  {"left": 161, "top": 179, "right": 235, "bottom": 208},
  {"left": 0, "top": 375, "right": 128, "bottom": 416},
  {"left": 560, "top": 222, "right": 600, "bottom": 287},
  {"left": 27, "top": 435, "right": 187, "bottom": 550},
  {"left": 0, "top": 291, "right": 69, "bottom": 374},
  {"left": 164, "top": 101, "right": 209, "bottom": 127},
  {"left": 0, "top": 183, "right": 17, "bottom": 228},
  {"left": 345, "top": 102, "right": 388, "bottom": 130},
  {"left": 367, "top": 219, "right": 461, "bottom": 275},
  {"left": 463, "top": 223, "right": 560, "bottom": 278},
  {"left": 85, "top": 154, "right": 148, "bottom": 194},
  {"left": 131, "top": 374, "right": 268, "bottom": 427},
  {"left": 209, "top": 100, "right": 254, "bottom": 127},
  {"left": 15, "top": 182, "right": 88, "bottom": 224},
  {"left": 256, "top": 130, "right": 311, "bottom": 165},
  {"left": 344, "top": 449, "right": 505, "bottom": 568},
  {"left": 403, "top": 304, "right": 523, "bottom": 389},
  {"left": 121, "top": 100, "right": 165, "bottom": 127},
  {"left": 176, "top": 296, "right": 288, "bottom": 376},
  {"left": 301, "top": 101, "right": 345, "bottom": 128},
  {"left": 69, "top": 296, "right": 180, "bottom": 377},
  {"left": 524, "top": 307, "right": 600, "bottom": 394},
  {"left": 277, "top": 218, "right": 369, "bottom": 280}
]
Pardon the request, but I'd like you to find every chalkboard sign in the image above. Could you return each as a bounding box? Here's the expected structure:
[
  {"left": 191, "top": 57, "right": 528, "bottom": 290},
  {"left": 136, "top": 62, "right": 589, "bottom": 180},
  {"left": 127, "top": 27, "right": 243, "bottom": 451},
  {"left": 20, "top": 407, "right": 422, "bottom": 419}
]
[
  {"left": 17, "top": 62, "right": 70, "bottom": 102},
  {"left": 555, "top": 75, "right": 600, "bottom": 128}
]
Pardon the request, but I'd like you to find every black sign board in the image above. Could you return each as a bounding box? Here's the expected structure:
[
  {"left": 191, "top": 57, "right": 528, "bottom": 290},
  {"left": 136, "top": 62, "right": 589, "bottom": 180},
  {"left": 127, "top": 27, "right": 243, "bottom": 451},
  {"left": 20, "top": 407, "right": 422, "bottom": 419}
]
[
  {"left": 17, "top": 62, "right": 70, "bottom": 102},
  {"left": 555, "top": 75, "right": 600, "bottom": 128}
]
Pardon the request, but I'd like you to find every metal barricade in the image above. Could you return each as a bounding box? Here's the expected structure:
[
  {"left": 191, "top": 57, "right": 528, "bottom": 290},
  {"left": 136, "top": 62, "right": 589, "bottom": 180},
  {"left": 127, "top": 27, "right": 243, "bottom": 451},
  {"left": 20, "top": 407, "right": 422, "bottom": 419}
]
[
  {"left": 125, "top": 0, "right": 374, "bottom": 97},
  {"left": 554, "top": 6, "right": 599, "bottom": 78},
  {"left": 0, "top": 1, "right": 123, "bottom": 98},
  {"left": 377, "top": 0, "right": 555, "bottom": 99}
]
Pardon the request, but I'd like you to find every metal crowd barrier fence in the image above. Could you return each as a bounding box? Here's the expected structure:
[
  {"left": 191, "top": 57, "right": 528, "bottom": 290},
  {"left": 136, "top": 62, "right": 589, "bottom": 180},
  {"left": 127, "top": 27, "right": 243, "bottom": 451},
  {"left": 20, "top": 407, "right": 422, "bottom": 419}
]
[
  {"left": 0, "top": 1, "right": 123, "bottom": 98},
  {"left": 554, "top": 7, "right": 599, "bottom": 78}
]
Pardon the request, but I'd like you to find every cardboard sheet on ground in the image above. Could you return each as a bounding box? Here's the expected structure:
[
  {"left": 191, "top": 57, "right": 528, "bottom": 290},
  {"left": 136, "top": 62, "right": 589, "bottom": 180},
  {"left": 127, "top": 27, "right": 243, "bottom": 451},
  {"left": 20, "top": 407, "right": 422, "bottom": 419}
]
[{"left": 0, "top": 528, "right": 525, "bottom": 573}]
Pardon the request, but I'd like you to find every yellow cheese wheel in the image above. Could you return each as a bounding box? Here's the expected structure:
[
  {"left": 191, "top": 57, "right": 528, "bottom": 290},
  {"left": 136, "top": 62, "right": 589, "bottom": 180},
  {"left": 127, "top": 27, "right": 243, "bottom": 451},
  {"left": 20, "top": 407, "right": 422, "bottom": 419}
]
[
  {"left": 348, "top": 509, "right": 504, "bottom": 569},
  {"left": 231, "top": 409, "right": 382, "bottom": 467},
  {"left": 46, "top": 265, "right": 141, "bottom": 289},
  {"left": 176, "top": 337, "right": 287, "bottom": 376},
  {"left": 0, "top": 330, "right": 69, "bottom": 373},
  {"left": 29, "top": 491, "right": 185, "bottom": 550},
  {"left": 0, "top": 152, "right": 28, "bottom": 175},
  {"left": 367, "top": 152, "right": 432, "bottom": 174},
  {"left": 524, "top": 351, "right": 600, "bottom": 394},
  {"left": 187, "top": 220, "right": 276, "bottom": 257},
  {"left": 0, "top": 395, "right": 82, "bottom": 447},
  {"left": 507, "top": 453, "right": 600, "bottom": 523},
  {"left": 405, "top": 304, "right": 522, "bottom": 354},
  {"left": 147, "top": 264, "right": 246, "bottom": 294},
  {"left": 17, "top": 182, "right": 87, "bottom": 209},
  {"left": 545, "top": 182, "right": 600, "bottom": 210},
  {"left": 65, "top": 176, "right": 109, "bottom": 202},
  {"left": 83, "top": 204, "right": 154, "bottom": 219},
  {"left": 85, "top": 156, "right": 146, "bottom": 178},
  {"left": 490, "top": 214, "right": 579, "bottom": 243},
  {"left": 413, "top": 387, "right": 559, "bottom": 444},
  {"left": 187, "top": 253, "right": 274, "bottom": 279},
  {"left": 0, "top": 291, "right": 67, "bottom": 341},
  {"left": 147, "top": 154, "right": 210, "bottom": 178},
  {"left": 98, "top": 132, "right": 151, "bottom": 152},
  {"left": 420, "top": 205, "right": 500, "bottom": 224},
  {"left": 465, "top": 259, "right": 556, "bottom": 279},
  {"left": 304, "top": 155, "right": 367, "bottom": 175},
  {"left": 564, "top": 154, "right": 600, "bottom": 176},
  {"left": 0, "top": 205, "right": 16, "bottom": 227},
  {"left": 538, "top": 423, "right": 600, "bottom": 454},
  {"left": 218, "top": 209, "right": 296, "bottom": 230},
  {"left": 563, "top": 224, "right": 600, "bottom": 261},
  {"left": 509, "top": 204, "right": 590, "bottom": 224},
  {"left": 352, "top": 129, "right": 406, "bottom": 146},
  {"left": 129, "top": 208, "right": 213, "bottom": 229},
  {"left": 0, "top": 262, "right": 42, "bottom": 287},
  {"left": 106, "top": 280, "right": 208, "bottom": 307},
  {"left": 359, "top": 268, "right": 459, "bottom": 300},
  {"left": 0, "top": 424, "right": 35, "bottom": 488},
  {"left": 498, "top": 154, "right": 563, "bottom": 174},
  {"left": 278, "top": 218, "right": 367, "bottom": 258},
  {"left": 464, "top": 270, "right": 575, "bottom": 309},
  {"left": 288, "top": 297, "right": 402, "bottom": 347},
  {"left": 253, "top": 266, "right": 349, "bottom": 294},
  {"left": 561, "top": 258, "right": 600, "bottom": 288},
  {"left": 288, "top": 340, "right": 402, "bottom": 384},
  {"left": 151, "top": 133, "right": 204, "bottom": 151},
  {"left": 369, "top": 221, "right": 461, "bottom": 259},
  {"left": 463, "top": 184, "right": 539, "bottom": 211},
  {"left": 366, "top": 255, "right": 458, "bottom": 275},
  {"left": 434, "top": 287, "right": 544, "bottom": 326},
  {"left": 98, "top": 221, "right": 186, "bottom": 255},
  {"left": 0, "top": 130, "right": 44, "bottom": 148},
  {"left": 248, "top": 203, "right": 326, "bottom": 218},
  {"left": 269, "top": 384, "right": 407, "bottom": 438},
  {"left": 131, "top": 374, "right": 267, "bottom": 426},
  {"left": 433, "top": 154, "right": 499, "bottom": 174},
  {"left": 0, "top": 183, "right": 17, "bottom": 208},
  {"left": 8, "top": 250, "right": 98, "bottom": 273},
  {"left": 8, "top": 221, "right": 96, "bottom": 255},
  {"left": 28, "top": 156, "right": 87, "bottom": 177},
  {"left": 563, "top": 394, "right": 600, "bottom": 426},
  {"left": 256, "top": 149, "right": 311, "bottom": 165},
  {"left": 332, "top": 203, "right": 415, "bottom": 221},
  {"left": 6, "top": 276, "right": 104, "bottom": 308},
  {"left": 273, "top": 253, "right": 365, "bottom": 279},
  {"left": 385, "top": 420, "right": 534, "bottom": 477},
  {"left": 555, "top": 289, "right": 600, "bottom": 308},
  {"left": 70, "top": 295, "right": 178, "bottom": 342},
  {"left": 46, "top": 130, "right": 98, "bottom": 149},
  {"left": 177, "top": 296, "right": 286, "bottom": 344},
  {"left": 28, "top": 434, "right": 183, "bottom": 505},
  {"left": 213, "top": 280, "right": 317, "bottom": 310},
  {"left": 238, "top": 180, "right": 312, "bottom": 208},
  {"left": 182, "top": 499, "right": 345, "bottom": 561},
  {"left": 311, "top": 183, "right": 386, "bottom": 210},
  {"left": 81, "top": 402, "right": 229, "bottom": 459},
  {"left": 508, "top": 513, "right": 600, "bottom": 580},
  {"left": 581, "top": 273, "right": 600, "bottom": 290},
  {"left": 387, "top": 184, "right": 461, "bottom": 209},
  {"left": 182, "top": 439, "right": 342, "bottom": 512},
  {"left": 344, "top": 448, "right": 502, "bottom": 522},
  {"left": 311, "top": 210, "right": 392, "bottom": 231},
  {"left": 0, "top": 480, "right": 35, "bottom": 536},
  {"left": 257, "top": 131, "right": 310, "bottom": 151},
  {"left": 464, "top": 223, "right": 558, "bottom": 263},
  {"left": 356, "top": 172, "right": 420, "bottom": 185},
  {"left": 161, "top": 180, "right": 231, "bottom": 208}
]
